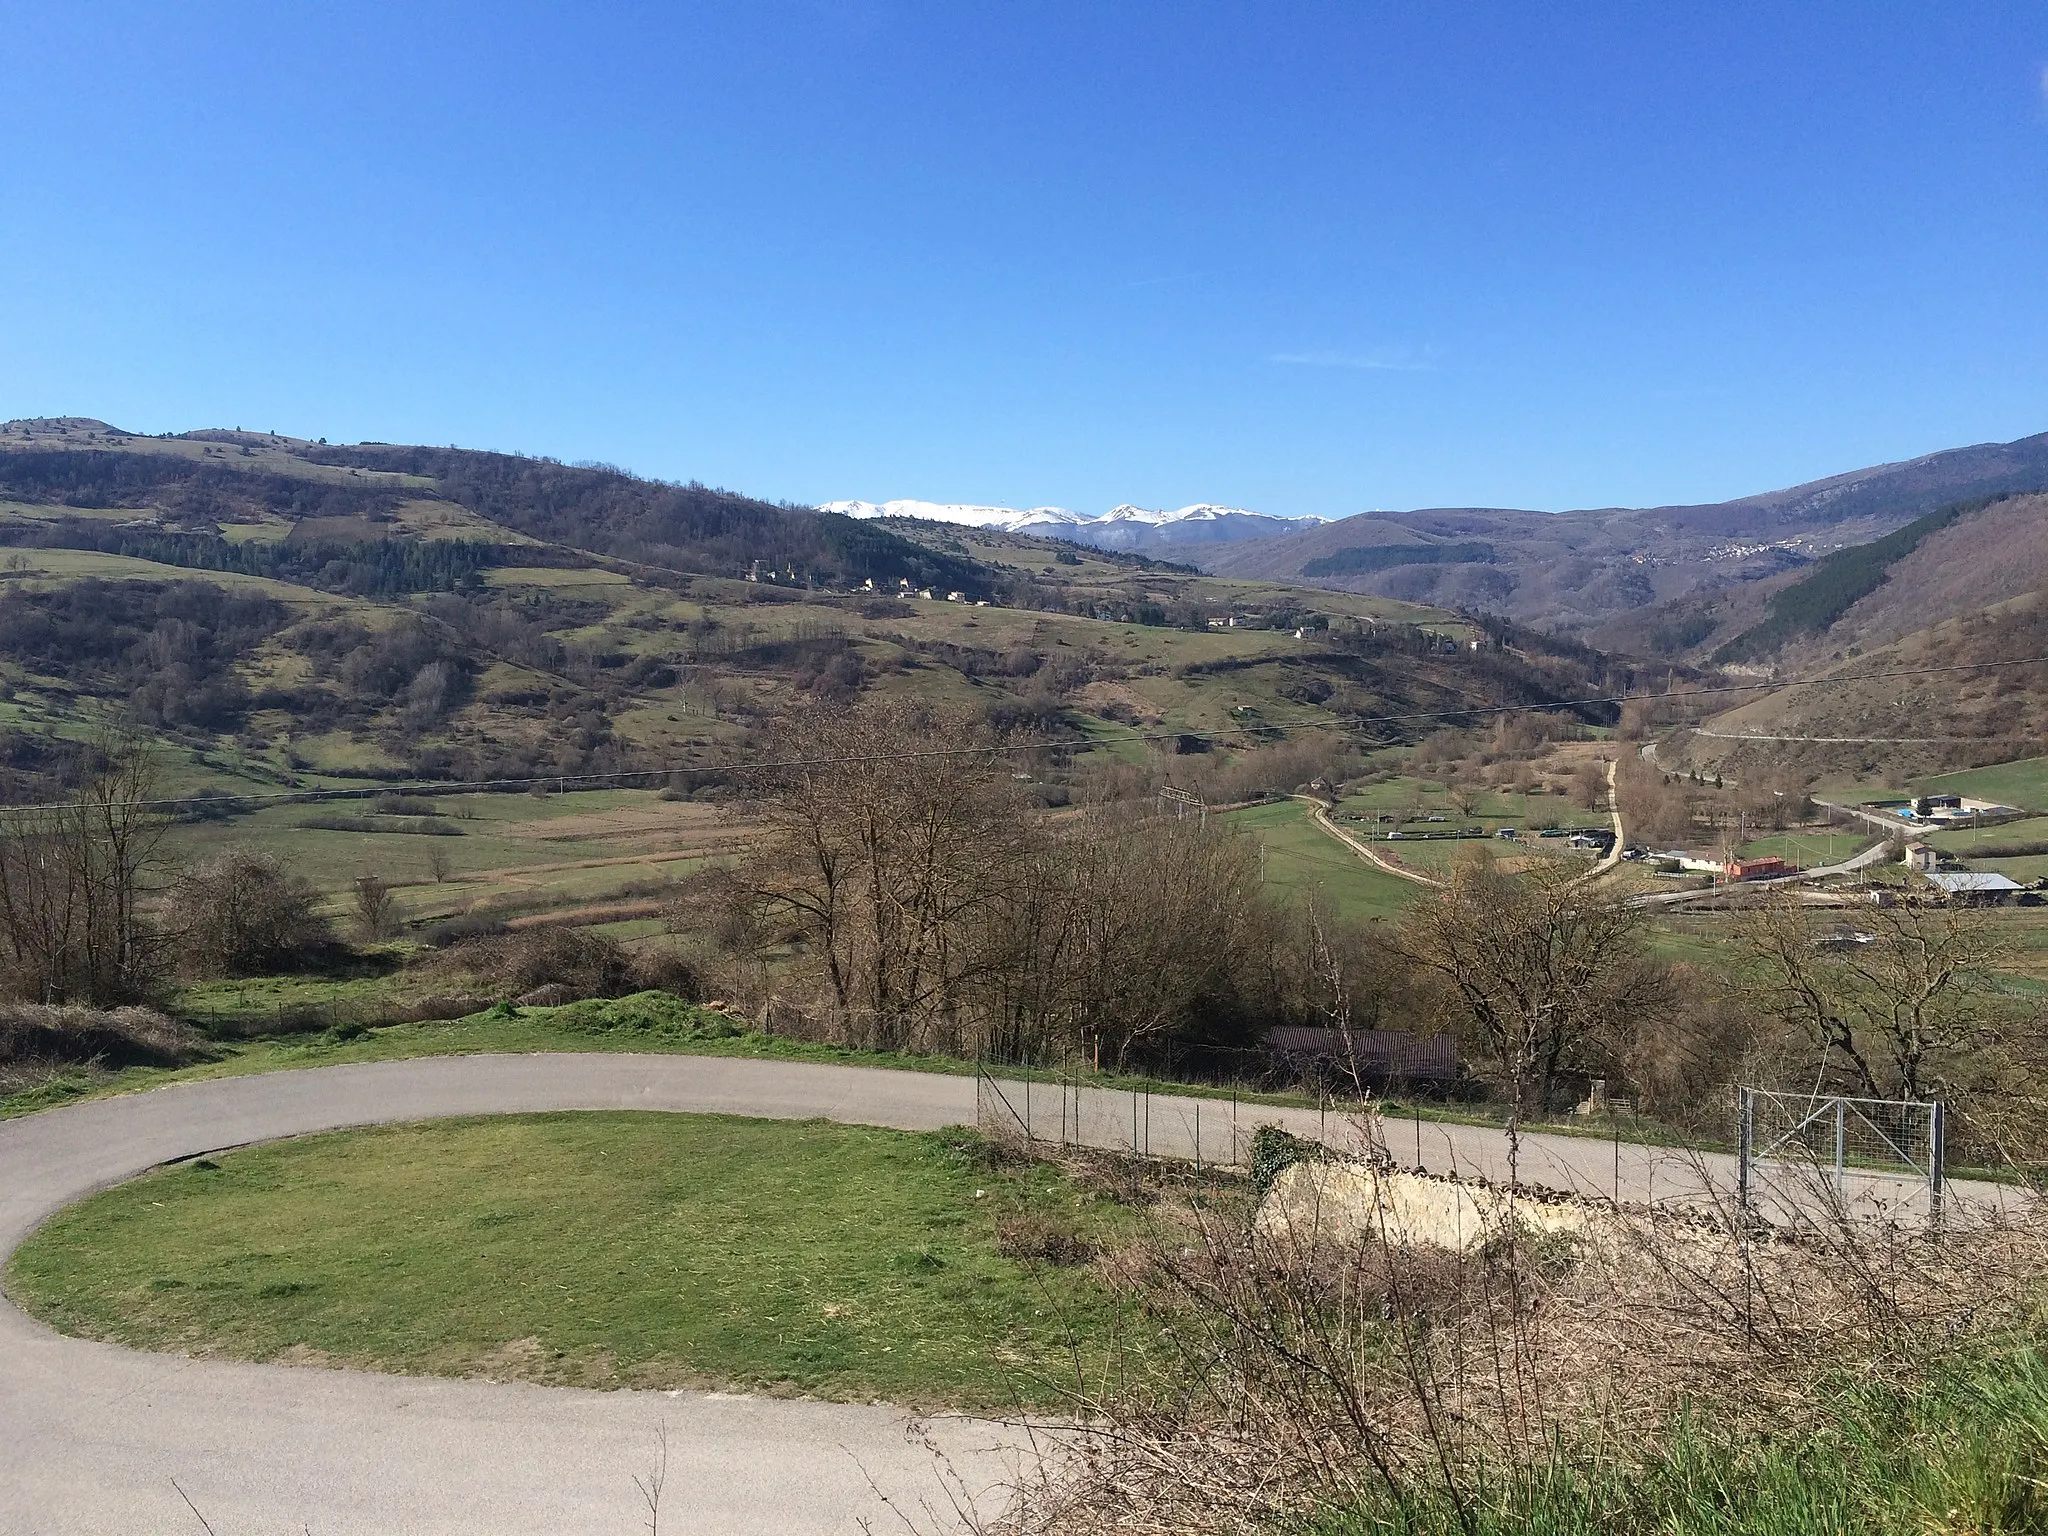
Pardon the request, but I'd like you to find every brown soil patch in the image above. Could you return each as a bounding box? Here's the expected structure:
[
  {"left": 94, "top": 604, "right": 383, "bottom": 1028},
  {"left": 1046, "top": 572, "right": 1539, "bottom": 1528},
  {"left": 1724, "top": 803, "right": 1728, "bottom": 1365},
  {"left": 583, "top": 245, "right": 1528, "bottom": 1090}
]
[
  {"left": 1072, "top": 681, "right": 1164, "bottom": 723},
  {"left": 495, "top": 801, "right": 734, "bottom": 843},
  {"left": 503, "top": 901, "right": 665, "bottom": 931}
]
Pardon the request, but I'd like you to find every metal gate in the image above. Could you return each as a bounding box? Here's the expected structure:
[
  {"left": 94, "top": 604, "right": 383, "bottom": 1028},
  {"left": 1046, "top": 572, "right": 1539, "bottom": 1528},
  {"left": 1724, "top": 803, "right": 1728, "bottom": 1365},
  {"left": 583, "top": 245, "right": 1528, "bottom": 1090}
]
[{"left": 1735, "top": 1086, "right": 1945, "bottom": 1224}]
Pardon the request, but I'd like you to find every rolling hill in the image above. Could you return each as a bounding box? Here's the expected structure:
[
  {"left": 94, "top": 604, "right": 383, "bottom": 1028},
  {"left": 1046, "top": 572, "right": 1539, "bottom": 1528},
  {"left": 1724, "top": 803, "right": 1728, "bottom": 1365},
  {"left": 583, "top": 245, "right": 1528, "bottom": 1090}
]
[
  {"left": 0, "top": 418, "right": 1635, "bottom": 817},
  {"left": 1203, "top": 429, "right": 2048, "bottom": 639}
]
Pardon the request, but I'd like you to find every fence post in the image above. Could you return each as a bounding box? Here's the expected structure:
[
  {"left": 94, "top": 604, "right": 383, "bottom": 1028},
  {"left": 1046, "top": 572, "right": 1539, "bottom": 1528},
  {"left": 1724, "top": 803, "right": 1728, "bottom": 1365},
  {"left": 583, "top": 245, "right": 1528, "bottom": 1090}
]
[
  {"left": 1736, "top": 1086, "right": 1753, "bottom": 1218},
  {"left": 1195, "top": 1099, "right": 1202, "bottom": 1172},
  {"left": 1929, "top": 1100, "right": 1947, "bottom": 1235},
  {"left": 1833, "top": 1098, "right": 1847, "bottom": 1197},
  {"left": 1025, "top": 1076, "right": 1033, "bottom": 1147}
]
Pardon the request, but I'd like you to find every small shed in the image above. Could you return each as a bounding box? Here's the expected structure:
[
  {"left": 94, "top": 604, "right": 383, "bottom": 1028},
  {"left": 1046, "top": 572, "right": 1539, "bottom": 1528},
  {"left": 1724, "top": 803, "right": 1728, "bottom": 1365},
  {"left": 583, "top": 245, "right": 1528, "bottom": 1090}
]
[
  {"left": 1902, "top": 842, "right": 1939, "bottom": 873},
  {"left": 1267, "top": 1028, "right": 1458, "bottom": 1086}
]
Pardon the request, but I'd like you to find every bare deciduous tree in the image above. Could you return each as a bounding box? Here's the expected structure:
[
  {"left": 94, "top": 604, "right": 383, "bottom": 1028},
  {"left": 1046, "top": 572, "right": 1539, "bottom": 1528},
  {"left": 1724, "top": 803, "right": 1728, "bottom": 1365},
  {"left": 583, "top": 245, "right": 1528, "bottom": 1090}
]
[
  {"left": 351, "top": 873, "right": 399, "bottom": 941},
  {"left": 170, "top": 849, "right": 330, "bottom": 977},
  {"left": 1397, "top": 849, "right": 1665, "bottom": 1148},
  {"left": 1737, "top": 890, "right": 2031, "bottom": 1106},
  {"left": 0, "top": 737, "right": 168, "bottom": 1004},
  {"left": 707, "top": 698, "right": 1287, "bottom": 1067}
]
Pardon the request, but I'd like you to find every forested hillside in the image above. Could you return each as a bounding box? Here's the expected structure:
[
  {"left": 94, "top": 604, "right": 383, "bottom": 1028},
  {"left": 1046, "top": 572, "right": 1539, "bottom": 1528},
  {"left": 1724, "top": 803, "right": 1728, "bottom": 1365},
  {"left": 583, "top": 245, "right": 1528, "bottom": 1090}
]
[{"left": 0, "top": 419, "right": 1640, "bottom": 811}]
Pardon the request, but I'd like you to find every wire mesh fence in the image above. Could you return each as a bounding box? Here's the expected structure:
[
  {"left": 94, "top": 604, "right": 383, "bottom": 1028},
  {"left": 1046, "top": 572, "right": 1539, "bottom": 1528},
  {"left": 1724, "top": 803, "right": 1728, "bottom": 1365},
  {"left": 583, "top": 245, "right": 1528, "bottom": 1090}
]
[
  {"left": 1736, "top": 1086, "right": 1945, "bottom": 1226},
  {"left": 974, "top": 1061, "right": 1381, "bottom": 1169}
]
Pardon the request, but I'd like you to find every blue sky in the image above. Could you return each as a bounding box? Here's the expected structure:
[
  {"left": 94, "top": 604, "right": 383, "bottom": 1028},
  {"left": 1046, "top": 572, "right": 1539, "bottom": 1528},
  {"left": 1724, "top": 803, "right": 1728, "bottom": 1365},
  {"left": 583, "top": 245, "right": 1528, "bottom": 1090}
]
[{"left": 3, "top": 2, "right": 2045, "bottom": 516}]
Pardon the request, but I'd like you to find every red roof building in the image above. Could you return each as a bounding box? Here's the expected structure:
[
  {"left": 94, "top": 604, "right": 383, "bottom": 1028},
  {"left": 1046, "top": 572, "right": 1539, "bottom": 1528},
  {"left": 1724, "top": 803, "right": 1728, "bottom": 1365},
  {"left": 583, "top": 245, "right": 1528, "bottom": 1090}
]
[{"left": 1724, "top": 855, "right": 1792, "bottom": 882}]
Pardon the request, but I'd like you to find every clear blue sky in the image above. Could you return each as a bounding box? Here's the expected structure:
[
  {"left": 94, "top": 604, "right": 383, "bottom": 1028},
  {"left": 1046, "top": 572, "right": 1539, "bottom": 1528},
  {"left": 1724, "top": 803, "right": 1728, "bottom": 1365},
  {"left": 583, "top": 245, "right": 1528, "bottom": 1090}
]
[{"left": 3, "top": 3, "right": 2045, "bottom": 517}]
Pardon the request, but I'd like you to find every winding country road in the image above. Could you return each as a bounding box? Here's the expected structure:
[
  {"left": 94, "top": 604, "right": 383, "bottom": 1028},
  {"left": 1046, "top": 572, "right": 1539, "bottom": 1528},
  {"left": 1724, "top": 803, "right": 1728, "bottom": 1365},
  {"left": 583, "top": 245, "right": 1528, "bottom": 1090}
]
[
  {"left": 0, "top": 1056, "right": 1029, "bottom": 1536},
  {"left": 0, "top": 1052, "right": 2010, "bottom": 1533}
]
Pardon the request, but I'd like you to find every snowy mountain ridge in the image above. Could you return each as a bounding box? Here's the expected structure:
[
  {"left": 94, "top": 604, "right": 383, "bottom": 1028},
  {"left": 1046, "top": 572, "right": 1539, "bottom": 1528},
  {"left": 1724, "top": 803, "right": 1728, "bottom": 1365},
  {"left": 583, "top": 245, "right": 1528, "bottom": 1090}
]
[
  {"left": 820, "top": 497, "right": 1325, "bottom": 551},
  {"left": 821, "top": 499, "right": 1092, "bottom": 532}
]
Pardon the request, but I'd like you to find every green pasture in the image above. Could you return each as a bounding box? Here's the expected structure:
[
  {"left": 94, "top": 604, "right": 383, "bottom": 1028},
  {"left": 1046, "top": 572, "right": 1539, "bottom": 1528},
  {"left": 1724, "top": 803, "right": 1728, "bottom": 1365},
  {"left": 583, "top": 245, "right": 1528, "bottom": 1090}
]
[
  {"left": 1224, "top": 798, "right": 1422, "bottom": 921},
  {"left": 1917, "top": 755, "right": 2048, "bottom": 814},
  {"left": 481, "top": 566, "right": 633, "bottom": 590},
  {"left": 1928, "top": 814, "right": 2048, "bottom": 855},
  {"left": 1334, "top": 777, "right": 1608, "bottom": 830},
  {"left": 161, "top": 785, "right": 736, "bottom": 904},
  {"left": 0, "top": 547, "right": 342, "bottom": 602},
  {"left": 5, "top": 1112, "right": 1138, "bottom": 1409}
]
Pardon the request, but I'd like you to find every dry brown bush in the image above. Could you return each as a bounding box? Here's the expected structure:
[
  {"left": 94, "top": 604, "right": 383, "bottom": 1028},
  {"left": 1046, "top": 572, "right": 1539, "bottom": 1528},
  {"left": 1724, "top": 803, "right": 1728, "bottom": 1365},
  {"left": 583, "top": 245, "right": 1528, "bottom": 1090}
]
[
  {"left": 0, "top": 1002, "right": 200, "bottom": 1094},
  {"left": 430, "top": 928, "right": 699, "bottom": 1003},
  {"left": 169, "top": 849, "right": 331, "bottom": 978},
  {"left": 997, "top": 1182, "right": 2048, "bottom": 1536}
]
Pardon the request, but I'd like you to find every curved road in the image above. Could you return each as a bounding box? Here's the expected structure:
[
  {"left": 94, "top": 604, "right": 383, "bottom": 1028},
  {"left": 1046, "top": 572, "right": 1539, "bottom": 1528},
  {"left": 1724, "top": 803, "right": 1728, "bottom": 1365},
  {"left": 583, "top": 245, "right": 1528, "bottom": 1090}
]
[
  {"left": 0, "top": 1055, "right": 1031, "bottom": 1536},
  {"left": 2, "top": 1052, "right": 2011, "bottom": 1532}
]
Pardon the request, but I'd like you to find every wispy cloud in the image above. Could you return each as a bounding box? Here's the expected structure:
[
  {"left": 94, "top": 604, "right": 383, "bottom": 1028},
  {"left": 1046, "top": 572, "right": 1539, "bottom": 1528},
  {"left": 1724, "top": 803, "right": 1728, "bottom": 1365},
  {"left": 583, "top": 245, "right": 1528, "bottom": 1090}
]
[{"left": 1270, "top": 346, "right": 1441, "bottom": 372}]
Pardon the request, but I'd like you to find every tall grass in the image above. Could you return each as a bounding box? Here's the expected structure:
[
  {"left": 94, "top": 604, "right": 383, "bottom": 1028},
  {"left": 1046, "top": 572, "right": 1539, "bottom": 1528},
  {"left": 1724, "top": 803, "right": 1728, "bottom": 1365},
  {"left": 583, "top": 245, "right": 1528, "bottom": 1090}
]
[
  {"left": 1311, "top": 1347, "right": 2048, "bottom": 1534},
  {"left": 988, "top": 1152, "right": 2048, "bottom": 1536}
]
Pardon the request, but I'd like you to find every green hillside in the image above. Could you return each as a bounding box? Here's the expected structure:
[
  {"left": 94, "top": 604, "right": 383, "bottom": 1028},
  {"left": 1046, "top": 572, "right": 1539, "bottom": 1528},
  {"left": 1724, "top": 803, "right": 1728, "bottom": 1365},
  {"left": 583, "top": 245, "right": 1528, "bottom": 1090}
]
[{"left": 0, "top": 419, "right": 1645, "bottom": 927}]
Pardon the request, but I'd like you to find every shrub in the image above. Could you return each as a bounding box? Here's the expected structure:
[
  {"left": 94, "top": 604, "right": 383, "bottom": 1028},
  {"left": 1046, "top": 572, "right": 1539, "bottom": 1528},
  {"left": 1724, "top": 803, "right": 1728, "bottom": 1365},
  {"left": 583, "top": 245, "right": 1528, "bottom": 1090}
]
[
  {"left": 0, "top": 1002, "right": 198, "bottom": 1073},
  {"left": 436, "top": 928, "right": 675, "bottom": 1001},
  {"left": 996, "top": 1211, "right": 1099, "bottom": 1267},
  {"left": 421, "top": 914, "right": 508, "bottom": 948},
  {"left": 1250, "top": 1125, "right": 1323, "bottom": 1197},
  {"left": 170, "top": 850, "right": 332, "bottom": 977},
  {"left": 546, "top": 990, "right": 750, "bottom": 1040}
]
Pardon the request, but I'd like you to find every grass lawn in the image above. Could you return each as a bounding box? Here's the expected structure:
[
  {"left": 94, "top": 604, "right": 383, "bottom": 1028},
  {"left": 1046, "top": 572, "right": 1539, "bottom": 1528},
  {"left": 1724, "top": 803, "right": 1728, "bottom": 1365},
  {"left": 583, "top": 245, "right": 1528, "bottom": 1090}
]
[
  {"left": 1928, "top": 815, "right": 2048, "bottom": 856},
  {"left": 1224, "top": 799, "right": 1422, "bottom": 921},
  {"left": 4, "top": 1112, "right": 1138, "bottom": 1409},
  {"left": 1335, "top": 778, "right": 1605, "bottom": 830}
]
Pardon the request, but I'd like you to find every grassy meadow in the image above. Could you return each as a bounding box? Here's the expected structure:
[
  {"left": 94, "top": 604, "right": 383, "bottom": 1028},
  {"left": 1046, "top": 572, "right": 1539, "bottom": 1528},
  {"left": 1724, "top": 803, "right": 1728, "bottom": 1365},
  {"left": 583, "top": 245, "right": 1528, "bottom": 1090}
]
[
  {"left": 1223, "top": 798, "right": 1423, "bottom": 921},
  {"left": 5, "top": 1112, "right": 1142, "bottom": 1409}
]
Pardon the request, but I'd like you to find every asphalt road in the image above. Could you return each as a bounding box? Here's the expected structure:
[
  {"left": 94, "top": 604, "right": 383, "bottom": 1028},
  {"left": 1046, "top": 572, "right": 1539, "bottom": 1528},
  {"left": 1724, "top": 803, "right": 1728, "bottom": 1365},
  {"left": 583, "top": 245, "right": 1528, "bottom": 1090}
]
[
  {"left": 0, "top": 1055, "right": 1028, "bottom": 1536},
  {"left": 0, "top": 1053, "right": 2007, "bottom": 1533}
]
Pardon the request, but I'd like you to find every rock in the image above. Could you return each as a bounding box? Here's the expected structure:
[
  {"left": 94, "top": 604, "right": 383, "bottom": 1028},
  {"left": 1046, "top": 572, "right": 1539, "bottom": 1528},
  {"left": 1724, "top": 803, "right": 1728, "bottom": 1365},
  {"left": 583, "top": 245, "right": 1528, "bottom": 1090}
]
[{"left": 1257, "top": 1160, "right": 1618, "bottom": 1253}]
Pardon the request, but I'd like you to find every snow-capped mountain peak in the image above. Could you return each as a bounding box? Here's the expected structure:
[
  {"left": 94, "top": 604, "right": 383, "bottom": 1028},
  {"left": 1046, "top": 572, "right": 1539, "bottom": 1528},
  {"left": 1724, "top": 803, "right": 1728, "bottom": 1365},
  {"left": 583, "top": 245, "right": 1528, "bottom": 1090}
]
[
  {"left": 820, "top": 499, "right": 1090, "bottom": 533},
  {"left": 821, "top": 497, "right": 1325, "bottom": 551},
  {"left": 1098, "top": 503, "right": 1286, "bottom": 525}
]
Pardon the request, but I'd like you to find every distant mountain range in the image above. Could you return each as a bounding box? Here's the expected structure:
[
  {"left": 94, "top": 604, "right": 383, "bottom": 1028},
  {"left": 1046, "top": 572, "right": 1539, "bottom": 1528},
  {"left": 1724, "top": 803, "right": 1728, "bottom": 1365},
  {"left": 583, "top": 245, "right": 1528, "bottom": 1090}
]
[
  {"left": 822, "top": 498, "right": 1325, "bottom": 553},
  {"left": 1199, "top": 429, "right": 2048, "bottom": 644}
]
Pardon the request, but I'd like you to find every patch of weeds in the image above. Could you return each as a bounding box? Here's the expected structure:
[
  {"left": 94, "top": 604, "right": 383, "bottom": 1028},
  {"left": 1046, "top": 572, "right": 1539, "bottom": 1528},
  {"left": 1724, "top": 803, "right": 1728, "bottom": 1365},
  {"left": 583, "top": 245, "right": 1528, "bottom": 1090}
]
[
  {"left": 545, "top": 990, "right": 754, "bottom": 1042},
  {"left": 996, "top": 1211, "right": 1099, "bottom": 1267}
]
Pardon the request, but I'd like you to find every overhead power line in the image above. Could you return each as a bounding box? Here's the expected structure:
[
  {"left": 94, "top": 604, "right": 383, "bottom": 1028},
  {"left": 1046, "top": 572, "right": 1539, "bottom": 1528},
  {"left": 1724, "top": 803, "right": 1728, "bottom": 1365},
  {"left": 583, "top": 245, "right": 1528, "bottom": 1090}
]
[{"left": 7, "top": 652, "right": 2047, "bottom": 816}]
